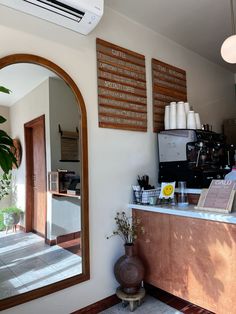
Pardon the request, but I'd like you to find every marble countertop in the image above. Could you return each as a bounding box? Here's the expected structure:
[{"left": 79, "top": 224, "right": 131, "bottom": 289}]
[{"left": 128, "top": 203, "right": 236, "bottom": 224}]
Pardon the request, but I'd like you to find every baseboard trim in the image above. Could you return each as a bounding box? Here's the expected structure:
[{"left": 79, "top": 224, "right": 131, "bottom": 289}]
[
  {"left": 144, "top": 283, "right": 213, "bottom": 313},
  {"left": 144, "top": 283, "right": 175, "bottom": 301},
  {"left": 57, "top": 231, "right": 81, "bottom": 244},
  {"left": 45, "top": 231, "right": 81, "bottom": 246},
  {"left": 45, "top": 238, "right": 57, "bottom": 246},
  {"left": 71, "top": 294, "right": 119, "bottom": 314}
]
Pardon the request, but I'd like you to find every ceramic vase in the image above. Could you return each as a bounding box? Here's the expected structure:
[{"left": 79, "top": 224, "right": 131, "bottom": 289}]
[
  {"left": 114, "top": 244, "right": 145, "bottom": 294},
  {"left": 3, "top": 213, "right": 20, "bottom": 227},
  {"left": 164, "top": 105, "right": 170, "bottom": 130},
  {"left": 169, "top": 102, "right": 176, "bottom": 129},
  {"left": 176, "top": 101, "right": 186, "bottom": 129}
]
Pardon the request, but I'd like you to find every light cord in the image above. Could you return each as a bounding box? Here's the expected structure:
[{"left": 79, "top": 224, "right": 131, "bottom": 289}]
[{"left": 231, "top": 0, "right": 236, "bottom": 34}]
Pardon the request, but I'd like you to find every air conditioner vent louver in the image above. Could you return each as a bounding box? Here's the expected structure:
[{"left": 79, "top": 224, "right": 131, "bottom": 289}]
[
  {"left": 23, "top": 0, "right": 85, "bottom": 23},
  {"left": 0, "top": 0, "right": 104, "bottom": 35}
]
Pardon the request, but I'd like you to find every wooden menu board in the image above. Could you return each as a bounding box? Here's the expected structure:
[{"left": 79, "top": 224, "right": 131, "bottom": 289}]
[
  {"left": 152, "top": 58, "right": 187, "bottom": 132},
  {"left": 97, "top": 38, "right": 147, "bottom": 131},
  {"left": 195, "top": 180, "right": 236, "bottom": 213}
]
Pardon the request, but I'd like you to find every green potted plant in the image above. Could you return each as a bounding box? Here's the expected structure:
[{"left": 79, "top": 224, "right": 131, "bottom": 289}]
[
  {"left": 0, "top": 172, "right": 12, "bottom": 201},
  {"left": 0, "top": 86, "right": 18, "bottom": 232},
  {"left": 2, "top": 206, "right": 22, "bottom": 232},
  {"left": 0, "top": 86, "right": 17, "bottom": 173},
  {"left": 0, "top": 171, "right": 12, "bottom": 231}
]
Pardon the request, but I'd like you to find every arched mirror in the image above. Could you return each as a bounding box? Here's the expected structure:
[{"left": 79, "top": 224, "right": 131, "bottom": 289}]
[{"left": 0, "top": 54, "right": 89, "bottom": 310}]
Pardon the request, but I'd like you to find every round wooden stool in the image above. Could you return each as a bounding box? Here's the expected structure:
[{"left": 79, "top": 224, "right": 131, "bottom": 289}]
[{"left": 116, "top": 287, "right": 145, "bottom": 312}]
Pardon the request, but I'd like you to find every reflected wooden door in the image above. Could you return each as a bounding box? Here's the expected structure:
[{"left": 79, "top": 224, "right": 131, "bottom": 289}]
[{"left": 25, "top": 115, "right": 47, "bottom": 238}]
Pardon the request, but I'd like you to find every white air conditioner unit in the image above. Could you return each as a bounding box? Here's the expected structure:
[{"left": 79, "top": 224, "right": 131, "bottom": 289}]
[{"left": 0, "top": 0, "right": 104, "bottom": 35}]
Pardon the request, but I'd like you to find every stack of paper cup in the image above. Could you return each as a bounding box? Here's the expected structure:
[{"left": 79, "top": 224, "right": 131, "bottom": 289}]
[
  {"left": 177, "top": 101, "right": 186, "bottom": 129},
  {"left": 195, "top": 113, "right": 201, "bottom": 129},
  {"left": 164, "top": 105, "right": 170, "bottom": 130},
  {"left": 169, "top": 102, "right": 176, "bottom": 129},
  {"left": 184, "top": 102, "right": 190, "bottom": 116},
  {"left": 187, "top": 111, "right": 196, "bottom": 129},
  {"left": 163, "top": 101, "right": 201, "bottom": 130}
]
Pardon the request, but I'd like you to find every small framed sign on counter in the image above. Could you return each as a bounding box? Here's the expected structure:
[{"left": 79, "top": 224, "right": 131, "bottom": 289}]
[{"left": 195, "top": 180, "right": 236, "bottom": 213}]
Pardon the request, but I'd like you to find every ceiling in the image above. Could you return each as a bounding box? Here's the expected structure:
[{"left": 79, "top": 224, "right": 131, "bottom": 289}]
[
  {"left": 105, "top": 0, "right": 236, "bottom": 73},
  {"left": 0, "top": 64, "right": 57, "bottom": 107}
]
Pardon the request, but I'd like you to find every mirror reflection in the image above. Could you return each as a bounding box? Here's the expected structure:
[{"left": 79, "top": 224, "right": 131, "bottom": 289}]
[{"left": 0, "top": 63, "right": 83, "bottom": 300}]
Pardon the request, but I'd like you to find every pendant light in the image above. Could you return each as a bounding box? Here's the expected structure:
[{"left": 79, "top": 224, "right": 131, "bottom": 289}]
[{"left": 221, "top": 0, "right": 236, "bottom": 63}]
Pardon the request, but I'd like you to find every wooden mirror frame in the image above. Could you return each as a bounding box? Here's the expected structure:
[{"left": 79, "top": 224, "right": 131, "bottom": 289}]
[{"left": 0, "top": 54, "right": 90, "bottom": 310}]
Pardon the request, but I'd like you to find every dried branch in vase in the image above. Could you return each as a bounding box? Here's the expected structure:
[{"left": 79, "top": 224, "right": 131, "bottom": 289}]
[{"left": 107, "top": 211, "right": 145, "bottom": 245}]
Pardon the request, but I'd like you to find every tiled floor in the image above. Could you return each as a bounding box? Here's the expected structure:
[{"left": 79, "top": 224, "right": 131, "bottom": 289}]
[
  {"left": 101, "top": 285, "right": 214, "bottom": 314},
  {"left": 0, "top": 231, "right": 82, "bottom": 300},
  {"left": 146, "top": 284, "right": 214, "bottom": 314},
  {"left": 101, "top": 295, "right": 181, "bottom": 314}
]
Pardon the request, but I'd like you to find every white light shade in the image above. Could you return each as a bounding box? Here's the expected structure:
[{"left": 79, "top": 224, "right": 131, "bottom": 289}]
[{"left": 221, "top": 34, "right": 236, "bottom": 63}]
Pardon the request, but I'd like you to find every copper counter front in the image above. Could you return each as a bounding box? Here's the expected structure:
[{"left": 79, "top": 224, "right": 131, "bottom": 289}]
[{"left": 133, "top": 208, "right": 236, "bottom": 314}]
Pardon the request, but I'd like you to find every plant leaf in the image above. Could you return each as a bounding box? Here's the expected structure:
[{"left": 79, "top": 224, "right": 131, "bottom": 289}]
[
  {"left": 0, "top": 86, "right": 11, "bottom": 94},
  {"left": 0, "top": 151, "right": 10, "bottom": 173},
  {"left": 0, "top": 135, "right": 17, "bottom": 173},
  {"left": 0, "top": 116, "right": 6, "bottom": 124}
]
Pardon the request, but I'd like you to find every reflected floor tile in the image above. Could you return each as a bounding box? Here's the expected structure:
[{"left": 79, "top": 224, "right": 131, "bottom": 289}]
[
  {"left": 0, "top": 266, "right": 18, "bottom": 282},
  {"left": 0, "top": 231, "right": 39, "bottom": 242},
  {"left": 0, "top": 233, "right": 43, "bottom": 255},
  {"left": 57, "top": 264, "right": 82, "bottom": 280},
  {"left": 43, "top": 251, "right": 82, "bottom": 280},
  {"left": 8, "top": 256, "right": 60, "bottom": 289},
  {"left": 101, "top": 296, "right": 181, "bottom": 314},
  {"left": 0, "top": 274, "right": 28, "bottom": 300},
  {"left": 0, "top": 282, "right": 28, "bottom": 299},
  {"left": 10, "top": 256, "right": 53, "bottom": 276},
  {"left": 0, "top": 259, "right": 5, "bottom": 266},
  {"left": 0, "top": 230, "right": 26, "bottom": 239},
  {"left": 39, "top": 245, "right": 81, "bottom": 267},
  {"left": 0, "top": 232, "right": 83, "bottom": 298},
  {"left": 0, "top": 241, "right": 50, "bottom": 264},
  {"left": 8, "top": 254, "right": 81, "bottom": 291}
]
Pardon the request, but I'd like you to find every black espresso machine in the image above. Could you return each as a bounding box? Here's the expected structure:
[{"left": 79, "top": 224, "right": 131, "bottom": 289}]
[{"left": 158, "top": 129, "right": 235, "bottom": 188}]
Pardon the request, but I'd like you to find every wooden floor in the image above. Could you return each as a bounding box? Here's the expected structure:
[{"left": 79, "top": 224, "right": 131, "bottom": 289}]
[{"left": 146, "top": 283, "right": 215, "bottom": 314}]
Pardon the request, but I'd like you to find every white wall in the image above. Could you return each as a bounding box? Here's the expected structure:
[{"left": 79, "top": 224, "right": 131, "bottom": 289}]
[
  {"left": 49, "top": 77, "right": 81, "bottom": 238},
  {"left": 0, "top": 5, "right": 235, "bottom": 314},
  {"left": 9, "top": 76, "right": 81, "bottom": 239},
  {"left": 10, "top": 79, "right": 50, "bottom": 226},
  {"left": 0, "top": 105, "right": 11, "bottom": 209},
  {"left": 0, "top": 105, "right": 10, "bottom": 133},
  {"left": 49, "top": 77, "right": 81, "bottom": 172}
]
